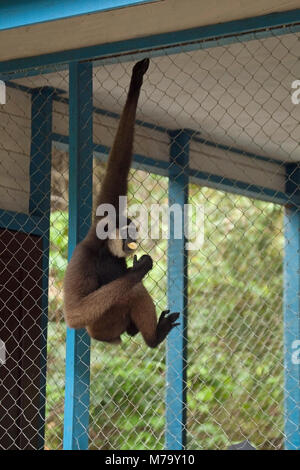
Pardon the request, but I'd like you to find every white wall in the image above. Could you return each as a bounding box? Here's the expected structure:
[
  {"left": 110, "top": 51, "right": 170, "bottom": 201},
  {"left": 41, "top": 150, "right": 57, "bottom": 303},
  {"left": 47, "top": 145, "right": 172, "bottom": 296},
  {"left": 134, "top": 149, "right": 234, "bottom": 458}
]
[
  {"left": 53, "top": 99, "right": 286, "bottom": 195},
  {"left": 0, "top": 85, "right": 286, "bottom": 217},
  {"left": 0, "top": 86, "right": 31, "bottom": 213}
]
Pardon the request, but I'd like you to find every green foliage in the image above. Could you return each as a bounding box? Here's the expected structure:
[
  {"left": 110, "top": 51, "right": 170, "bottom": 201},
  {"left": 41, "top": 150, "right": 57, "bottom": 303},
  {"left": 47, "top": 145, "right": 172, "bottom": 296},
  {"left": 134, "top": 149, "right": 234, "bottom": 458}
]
[{"left": 48, "top": 211, "right": 68, "bottom": 321}]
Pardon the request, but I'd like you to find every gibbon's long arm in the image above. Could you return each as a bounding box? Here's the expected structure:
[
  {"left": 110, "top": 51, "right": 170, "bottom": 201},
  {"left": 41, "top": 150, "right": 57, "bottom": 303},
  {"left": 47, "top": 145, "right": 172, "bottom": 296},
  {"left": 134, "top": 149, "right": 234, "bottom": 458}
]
[{"left": 96, "top": 58, "right": 149, "bottom": 211}]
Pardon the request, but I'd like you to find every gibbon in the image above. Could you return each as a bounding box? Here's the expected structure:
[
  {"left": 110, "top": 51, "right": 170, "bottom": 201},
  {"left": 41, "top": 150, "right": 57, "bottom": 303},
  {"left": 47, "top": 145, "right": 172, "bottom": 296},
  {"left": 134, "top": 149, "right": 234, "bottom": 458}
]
[{"left": 64, "top": 59, "right": 180, "bottom": 347}]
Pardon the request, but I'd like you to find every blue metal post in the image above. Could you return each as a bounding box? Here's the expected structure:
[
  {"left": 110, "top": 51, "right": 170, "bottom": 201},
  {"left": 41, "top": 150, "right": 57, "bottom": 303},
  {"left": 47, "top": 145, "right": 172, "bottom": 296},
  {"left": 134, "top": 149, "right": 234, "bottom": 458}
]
[
  {"left": 166, "top": 129, "right": 191, "bottom": 450},
  {"left": 63, "top": 62, "right": 93, "bottom": 450},
  {"left": 284, "top": 164, "right": 300, "bottom": 450},
  {"left": 29, "top": 87, "right": 53, "bottom": 449},
  {"left": 30, "top": 87, "right": 54, "bottom": 217}
]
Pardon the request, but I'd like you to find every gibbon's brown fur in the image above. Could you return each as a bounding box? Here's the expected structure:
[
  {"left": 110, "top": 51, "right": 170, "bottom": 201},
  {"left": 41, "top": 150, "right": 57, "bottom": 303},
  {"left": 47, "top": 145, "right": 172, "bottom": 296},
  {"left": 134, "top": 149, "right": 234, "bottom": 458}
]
[{"left": 64, "top": 59, "right": 180, "bottom": 348}]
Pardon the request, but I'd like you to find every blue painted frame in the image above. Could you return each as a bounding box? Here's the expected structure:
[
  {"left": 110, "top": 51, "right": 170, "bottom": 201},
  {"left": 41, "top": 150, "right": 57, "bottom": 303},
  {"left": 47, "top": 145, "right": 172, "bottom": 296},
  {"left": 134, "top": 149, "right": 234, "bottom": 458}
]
[
  {"left": 283, "top": 205, "right": 300, "bottom": 450},
  {"left": 0, "top": 7, "right": 299, "bottom": 450},
  {"left": 283, "top": 165, "right": 300, "bottom": 450},
  {"left": 0, "top": 209, "right": 48, "bottom": 235},
  {"left": 0, "top": 0, "right": 158, "bottom": 31},
  {"left": 166, "top": 130, "right": 192, "bottom": 450},
  {"left": 29, "top": 86, "right": 54, "bottom": 449},
  {"left": 63, "top": 62, "right": 93, "bottom": 450}
]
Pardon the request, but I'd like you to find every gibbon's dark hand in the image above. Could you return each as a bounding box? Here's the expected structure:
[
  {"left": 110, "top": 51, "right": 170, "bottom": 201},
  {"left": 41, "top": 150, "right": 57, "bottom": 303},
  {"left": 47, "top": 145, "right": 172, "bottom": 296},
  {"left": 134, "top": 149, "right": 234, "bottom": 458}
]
[
  {"left": 156, "top": 310, "right": 180, "bottom": 343},
  {"left": 131, "top": 58, "right": 150, "bottom": 90},
  {"left": 132, "top": 254, "right": 153, "bottom": 276}
]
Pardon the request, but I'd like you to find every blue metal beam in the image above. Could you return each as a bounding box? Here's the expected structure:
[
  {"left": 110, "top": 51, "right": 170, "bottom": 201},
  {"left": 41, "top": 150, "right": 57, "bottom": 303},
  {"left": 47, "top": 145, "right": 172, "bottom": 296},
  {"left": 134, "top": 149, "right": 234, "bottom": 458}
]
[
  {"left": 63, "top": 62, "right": 93, "bottom": 450},
  {"left": 29, "top": 87, "right": 54, "bottom": 217},
  {"left": 0, "top": 0, "right": 158, "bottom": 31},
  {"left": 52, "top": 132, "right": 294, "bottom": 206},
  {"left": 166, "top": 129, "right": 192, "bottom": 450},
  {"left": 29, "top": 86, "right": 54, "bottom": 449},
  {"left": 283, "top": 165, "right": 300, "bottom": 450},
  {"left": 189, "top": 168, "right": 293, "bottom": 206},
  {"left": 0, "top": 209, "right": 48, "bottom": 236}
]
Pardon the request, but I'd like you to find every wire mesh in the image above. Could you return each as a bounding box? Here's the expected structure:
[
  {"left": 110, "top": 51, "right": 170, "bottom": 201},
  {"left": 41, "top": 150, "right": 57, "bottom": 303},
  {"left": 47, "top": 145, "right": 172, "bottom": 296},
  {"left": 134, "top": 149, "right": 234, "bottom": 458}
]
[{"left": 0, "top": 24, "right": 300, "bottom": 450}]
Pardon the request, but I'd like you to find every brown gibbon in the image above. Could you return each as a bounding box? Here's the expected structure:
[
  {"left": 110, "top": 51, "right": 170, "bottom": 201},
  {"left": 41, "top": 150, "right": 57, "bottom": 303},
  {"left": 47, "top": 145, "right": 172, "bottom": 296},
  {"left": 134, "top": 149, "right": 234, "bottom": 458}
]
[{"left": 64, "top": 59, "right": 180, "bottom": 348}]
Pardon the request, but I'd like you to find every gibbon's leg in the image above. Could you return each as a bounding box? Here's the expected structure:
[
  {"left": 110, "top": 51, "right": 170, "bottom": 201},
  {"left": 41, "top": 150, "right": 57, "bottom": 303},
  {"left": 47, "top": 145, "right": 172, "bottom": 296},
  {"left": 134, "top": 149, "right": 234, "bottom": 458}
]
[
  {"left": 128, "top": 284, "right": 180, "bottom": 348},
  {"left": 87, "top": 304, "right": 129, "bottom": 344},
  {"left": 66, "top": 276, "right": 139, "bottom": 329},
  {"left": 64, "top": 254, "right": 153, "bottom": 329}
]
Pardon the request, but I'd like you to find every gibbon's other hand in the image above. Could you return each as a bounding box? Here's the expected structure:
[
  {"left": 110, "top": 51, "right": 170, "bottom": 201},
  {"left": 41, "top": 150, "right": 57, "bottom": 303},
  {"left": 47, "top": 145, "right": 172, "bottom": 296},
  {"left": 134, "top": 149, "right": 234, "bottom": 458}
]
[
  {"left": 132, "top": 254, "right": 153, "bottom": 276},
  {"left": 156, "top": 310, "right": 180, "bottom": 343}
]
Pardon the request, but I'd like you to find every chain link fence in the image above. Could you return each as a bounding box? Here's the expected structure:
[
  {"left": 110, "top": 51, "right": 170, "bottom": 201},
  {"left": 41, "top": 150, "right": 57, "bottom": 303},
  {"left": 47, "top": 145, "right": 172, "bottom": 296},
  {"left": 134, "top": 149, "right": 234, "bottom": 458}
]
[{"left": 0, "top": 24, "right": 300, "bottom": 449}]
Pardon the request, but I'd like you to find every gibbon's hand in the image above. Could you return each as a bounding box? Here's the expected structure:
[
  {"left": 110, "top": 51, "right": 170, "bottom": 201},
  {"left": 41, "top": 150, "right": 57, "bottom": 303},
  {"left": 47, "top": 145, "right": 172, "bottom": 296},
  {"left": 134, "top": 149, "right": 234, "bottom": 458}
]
[
  {"left": 131, "top": 58, "right": 150, "bottom": 90},
  {"left": 156, "top": 310, "right": 180, "bottom": 343},
  {"left": 132, "top": 254, "right": 153, "bottom": 276}
]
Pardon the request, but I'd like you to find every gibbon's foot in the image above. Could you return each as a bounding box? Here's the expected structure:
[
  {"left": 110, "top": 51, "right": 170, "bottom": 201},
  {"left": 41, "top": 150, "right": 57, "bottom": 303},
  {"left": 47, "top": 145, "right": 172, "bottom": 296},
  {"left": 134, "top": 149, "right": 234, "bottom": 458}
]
[
  {"left": 156, "top": 310, "right": 180, "bottom": 345},
  {"left": 131, "top": 58, "right": 150, "bottom": 90},
  {"left": 132, "top": 254, "right": 153, "bottom": 278}
]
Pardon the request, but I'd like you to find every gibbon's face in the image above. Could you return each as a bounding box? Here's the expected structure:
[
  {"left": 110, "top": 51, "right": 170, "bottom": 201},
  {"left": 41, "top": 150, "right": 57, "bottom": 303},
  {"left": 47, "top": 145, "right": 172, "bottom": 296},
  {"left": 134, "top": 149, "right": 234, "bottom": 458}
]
[{"left": 107, "top": 219, "right": 139, "bottom": 258}]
